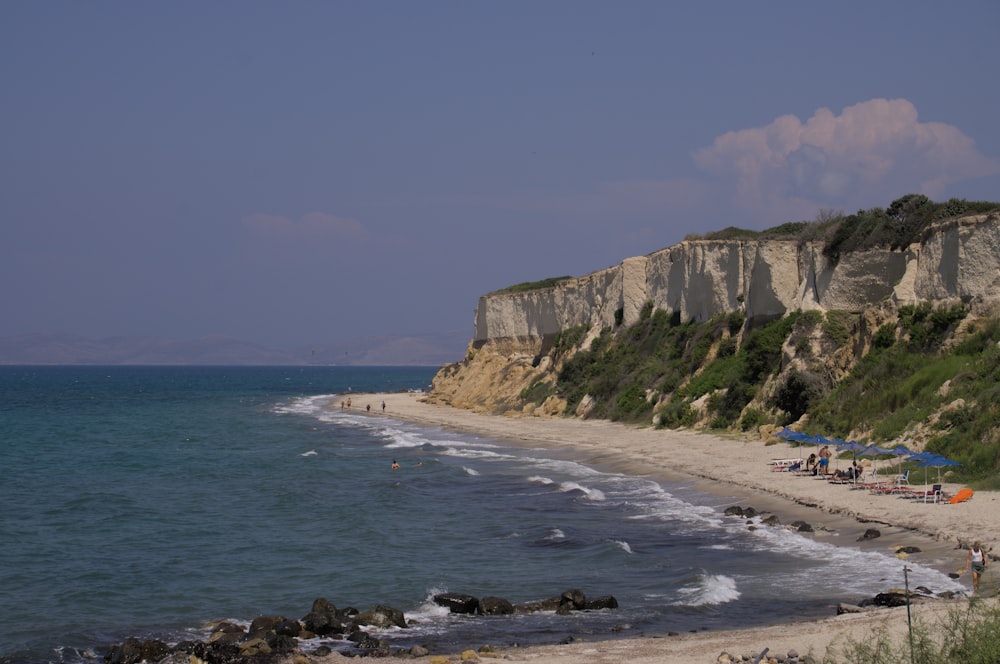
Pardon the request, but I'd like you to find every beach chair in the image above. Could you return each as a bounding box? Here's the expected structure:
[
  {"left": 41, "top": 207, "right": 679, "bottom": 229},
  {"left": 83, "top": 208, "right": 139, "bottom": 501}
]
[{"left": 902, "top": 483, "right": 942, "bottom": 503}]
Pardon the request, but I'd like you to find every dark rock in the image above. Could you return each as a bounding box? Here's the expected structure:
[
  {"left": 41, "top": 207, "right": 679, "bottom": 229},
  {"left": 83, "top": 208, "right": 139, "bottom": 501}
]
[
  {"left": 858, "top": 528, "right": 881, "bottom": 541},
  {"left": 791, "top": 520, "right": 813, "bottom": 532},
  {"left": 346, "top": 630, "right": 381, "bottom": 649},
  {"left": 434, "top": 592, "right": 480, "bottom": 614},
  {"left": 302, "top": 597, "right": 345, "bottom": 636},
  {"left": 275, "top": 618, "right": 302, "bottom": 637},
  {"left": 761, "top": 514, "right": 781, "bottom": 526},
  {"left": 560, "top": 588, "right": 587, "bottom": 610},
  {"left": 104, "top": 637, "right": 142, "bottom": 664},
  {"left": 742, "top": 507, "right": 758, "bottom": 518},
  {"left": 478, "top": 596, "right": 515, "bottom": 615},
  {"left": 724, "top": 506, "right": 744, "bottom": 517},
  {"left": 302, "top": 610, "right": 343, "bottom": 636},
  {"left": 584, "top": 595, "right": 619, "bottom": 610},
  {"left": 896, "top": 546, "right": 922, "bottom": 554},
  {"left": 870, "top": 591, "right": 908, "bottom": 607},
  {"left": 249, "top": 615, "right": 281, "bottom": 635},
  {"left": 514, "top": 597, "right": 562, "bottom": 613},
  {"left": 271, "top": 634, "right": 298, "bottom": 651},
  {"left": 837, "top": 603, "right": 865, "bottom": 614},
  {"left": 355, "top": 604, "right": 407, "bottom": 628},
  {"left": 311, "top": 597, "right": 337, "bottom": 615}
]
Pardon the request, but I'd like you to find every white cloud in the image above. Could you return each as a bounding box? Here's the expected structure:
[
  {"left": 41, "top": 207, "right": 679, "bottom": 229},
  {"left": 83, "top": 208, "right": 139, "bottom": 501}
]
[{"left": 694, "top": 98, "right": 1000, "bottom": 223}]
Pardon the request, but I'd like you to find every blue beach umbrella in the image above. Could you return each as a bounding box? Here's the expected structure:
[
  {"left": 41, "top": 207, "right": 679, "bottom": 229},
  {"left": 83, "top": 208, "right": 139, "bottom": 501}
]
[
  {"left": 776, "top": 429, "right": 813, "bottom": 449},
  {"left": 916, "top": 454, "right": 962, "bottom": 485},
  {"left": 889, "top": 444, "right": 912, "bottom": 472},
  {"left": 855, "top": 444, "right": 893, "bottom": 475}
]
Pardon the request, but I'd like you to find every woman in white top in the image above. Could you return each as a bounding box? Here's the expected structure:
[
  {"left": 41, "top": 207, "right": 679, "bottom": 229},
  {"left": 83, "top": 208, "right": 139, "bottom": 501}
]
[{"left": 967, "top": 541, "right": 988, "bottom": 594}]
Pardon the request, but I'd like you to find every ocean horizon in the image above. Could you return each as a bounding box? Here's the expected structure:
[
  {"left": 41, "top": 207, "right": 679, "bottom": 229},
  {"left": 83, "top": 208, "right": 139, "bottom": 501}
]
[{"left": 0, "top": 366, "right": 964, "bottom": 663}]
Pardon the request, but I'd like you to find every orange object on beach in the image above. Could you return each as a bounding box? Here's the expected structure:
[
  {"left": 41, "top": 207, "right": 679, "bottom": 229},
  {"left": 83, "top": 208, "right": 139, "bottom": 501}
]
[{"left": 949, "top": 488, "right": 974, "bottom": 504}]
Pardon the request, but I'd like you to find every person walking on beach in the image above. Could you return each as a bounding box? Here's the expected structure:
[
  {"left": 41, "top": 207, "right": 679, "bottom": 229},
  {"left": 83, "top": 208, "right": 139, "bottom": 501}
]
[
  {"left": 818, "top": 445, "right": 832, "bottom": 475},
  {"left": 967, "top": 541, "right": 988, "bottom": 594}
]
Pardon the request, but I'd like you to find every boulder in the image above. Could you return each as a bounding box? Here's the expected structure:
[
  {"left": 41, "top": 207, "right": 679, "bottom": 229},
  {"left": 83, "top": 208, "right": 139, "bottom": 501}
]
[
  {"left": 346, "top": 630, "right": 381, "bottom": 649},
  {"left": 724, "top": 506, "right": 745, "bottom": 517},
  {"left": 514, "top": 597, "right": 561, "bottom": 613},
  {"left": 858, "top": 528, "right": 881, "bottom": 541},
  {"left": 434, "top": 592, "right": 480, "bottom": 614},
  {"left": 478, "top": 596, "right": 514, "bottom": 615},
  {"left": 311, "top": 597, "right": 337, "bottom": 615},
  {"left": 584, "top": 595, "right": 619, "bottom": 610},
  {"left": 791, "top": 520, "right": 813, "bottom": 532},
  {"left": 104, "top": 637, "right": 143, "bottom": 664},
  {"left": 355, "top": 604, "right": 407, "bottom": 629},
  {"left": 560, "top": 588, "right": 587, "bottom": 610}
]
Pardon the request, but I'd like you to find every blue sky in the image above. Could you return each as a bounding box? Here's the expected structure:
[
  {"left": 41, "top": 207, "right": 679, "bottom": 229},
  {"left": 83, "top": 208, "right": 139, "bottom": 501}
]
[{"left": 3, "top": 1, "right": 998, "bottom": 350}]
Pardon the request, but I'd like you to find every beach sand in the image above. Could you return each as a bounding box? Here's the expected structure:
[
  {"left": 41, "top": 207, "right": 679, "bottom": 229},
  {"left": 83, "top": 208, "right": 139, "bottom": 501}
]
[{"left": 332, "top": 392, "right": 998, "bottom": 663}]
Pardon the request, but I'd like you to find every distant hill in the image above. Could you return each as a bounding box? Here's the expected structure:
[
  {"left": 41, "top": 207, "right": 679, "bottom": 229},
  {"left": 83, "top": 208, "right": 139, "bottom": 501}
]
[{"left": 0, "top": 331, "right": 467, "bottom": 366}]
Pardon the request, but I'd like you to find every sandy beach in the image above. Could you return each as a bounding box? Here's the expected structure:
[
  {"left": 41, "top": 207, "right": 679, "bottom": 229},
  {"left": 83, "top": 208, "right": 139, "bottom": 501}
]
[{"left": 334, "top": 392, "right": 998, "bottom": 663}]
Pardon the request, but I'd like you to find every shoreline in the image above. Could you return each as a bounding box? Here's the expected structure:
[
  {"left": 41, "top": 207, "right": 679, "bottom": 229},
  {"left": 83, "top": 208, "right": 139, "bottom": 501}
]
[{"left": 332, "top": 392, "right": 998, "bottom": 662}]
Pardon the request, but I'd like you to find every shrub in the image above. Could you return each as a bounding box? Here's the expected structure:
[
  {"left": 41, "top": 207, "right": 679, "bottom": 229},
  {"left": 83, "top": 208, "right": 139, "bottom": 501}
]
[{"left": 772, "top": 370, "right": 825, "bottom": 422}]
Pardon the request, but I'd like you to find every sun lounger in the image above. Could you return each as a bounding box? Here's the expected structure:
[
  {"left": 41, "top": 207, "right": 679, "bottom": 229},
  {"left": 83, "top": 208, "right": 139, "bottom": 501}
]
[
  {"left": 768, "top": 458, "right": 804, "bottom": 472},
  {"left": 901, "top": 484, "right": 944, "bottom": 503}
]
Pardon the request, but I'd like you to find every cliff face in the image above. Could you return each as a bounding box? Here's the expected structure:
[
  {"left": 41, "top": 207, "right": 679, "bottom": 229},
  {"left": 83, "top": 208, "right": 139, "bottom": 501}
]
[
  {"left": 472, "top": 215, "right": 1000, "bottom": 351},
  {"left": 431, "top": 215, "right": 1000, "bottom": 412}
]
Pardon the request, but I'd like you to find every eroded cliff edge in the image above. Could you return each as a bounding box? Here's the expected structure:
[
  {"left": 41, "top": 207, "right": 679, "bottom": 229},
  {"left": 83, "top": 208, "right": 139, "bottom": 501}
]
[{"left": 429, "top": 214, "right": 1000, "bottom": 415}]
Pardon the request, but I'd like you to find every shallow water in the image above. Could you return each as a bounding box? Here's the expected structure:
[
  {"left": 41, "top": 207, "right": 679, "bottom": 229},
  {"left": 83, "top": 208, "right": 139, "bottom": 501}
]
[{"left": 0, "top": 366, "right": 965, "bottom": 662}]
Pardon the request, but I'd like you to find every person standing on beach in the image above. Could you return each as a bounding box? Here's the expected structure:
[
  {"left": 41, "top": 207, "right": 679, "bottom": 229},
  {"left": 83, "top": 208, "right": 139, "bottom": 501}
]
[
  {"left": 967, "top": 541, "right": 988, "bottom": 594},
  {"left": 818, "top": 446, "right": 832, "bottom": 475}
]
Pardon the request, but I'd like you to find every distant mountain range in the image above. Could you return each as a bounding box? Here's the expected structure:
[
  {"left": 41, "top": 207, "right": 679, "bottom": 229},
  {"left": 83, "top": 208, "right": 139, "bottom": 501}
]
[{"left": 0, "top": 331, "right": 469, "bottom": 366}]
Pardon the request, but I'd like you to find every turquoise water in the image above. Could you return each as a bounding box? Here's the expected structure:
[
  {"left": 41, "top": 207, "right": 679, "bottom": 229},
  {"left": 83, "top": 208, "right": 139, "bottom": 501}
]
[{"left": 0, "top": 366, "right": 964, "bottom": 662}]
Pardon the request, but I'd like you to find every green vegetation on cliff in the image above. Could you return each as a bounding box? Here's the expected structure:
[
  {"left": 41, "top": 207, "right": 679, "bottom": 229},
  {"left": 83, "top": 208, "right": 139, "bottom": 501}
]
[
  {"left": 685, "top": 194, "right": 999, "bottom": 261},
  {"left": 496, "top": 276, "right": 574, "bottom": 294},
  {"left": 544, "top": 300, "right": 1000, "bottom": 486}
]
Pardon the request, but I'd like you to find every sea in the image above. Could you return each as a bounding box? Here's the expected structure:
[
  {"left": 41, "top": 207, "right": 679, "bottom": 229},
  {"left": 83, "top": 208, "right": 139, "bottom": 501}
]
[{"left": 0, "top": 366, "right": 966, "bottom": 663}]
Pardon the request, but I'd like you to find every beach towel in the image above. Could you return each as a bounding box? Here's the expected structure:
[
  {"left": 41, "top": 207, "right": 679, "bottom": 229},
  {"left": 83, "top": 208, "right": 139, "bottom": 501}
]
[{"left": 949, "top": 488, "right": 974, "bottom": 504}]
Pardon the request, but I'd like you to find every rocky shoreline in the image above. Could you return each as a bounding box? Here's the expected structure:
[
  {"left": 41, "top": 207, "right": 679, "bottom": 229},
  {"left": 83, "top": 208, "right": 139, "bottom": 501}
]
[{"left": 103, "top": 588, "right": 619, "bottom": 664}]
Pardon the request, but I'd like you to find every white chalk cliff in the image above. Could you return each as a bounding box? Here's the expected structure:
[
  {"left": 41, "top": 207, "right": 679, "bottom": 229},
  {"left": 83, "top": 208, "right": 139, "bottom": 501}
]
[
  {"left": 474, "top": 215, "right": 999, "bottom": 347},
  {"left": 431, "top": 215, "right": 1000, "bottom": 412}
]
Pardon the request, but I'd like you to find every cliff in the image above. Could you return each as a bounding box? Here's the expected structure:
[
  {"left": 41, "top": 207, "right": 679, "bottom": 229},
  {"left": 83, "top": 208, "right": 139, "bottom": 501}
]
[{"left": 430, "top": 214, "right": 1000, "bottom": 413}]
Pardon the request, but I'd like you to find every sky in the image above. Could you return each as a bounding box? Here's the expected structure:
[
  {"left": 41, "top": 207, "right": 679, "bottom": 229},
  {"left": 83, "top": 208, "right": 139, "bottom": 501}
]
[{"left": 3, "top": 1, "right": 999, "bottom": 351}]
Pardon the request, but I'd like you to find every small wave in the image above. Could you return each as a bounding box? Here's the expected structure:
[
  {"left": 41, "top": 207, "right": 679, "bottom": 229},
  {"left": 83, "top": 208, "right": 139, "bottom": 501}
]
[
  {"left": 545, "top": 528, "right": 566, "bottom": 541},
  {"left": 528, "top": 475, "right": 554, "bottom": 485},
  {"left": 404, "top": 588, "right": 454, "bottom": 624},
  {"left": 673, "top": 574, "right": 740, "bottom": 606},
  {"left": 610, "top": 539, "right": 633, "bottom": 554},
  {"left": 463, "top": 466, "right": 480, "bottom": 476},
  {"left": 300, "top": 450, "right": 318, "bottom": 457},
  {"left": 558, "top": 481, "right": 605, "bottom": 501}
]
